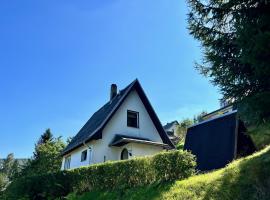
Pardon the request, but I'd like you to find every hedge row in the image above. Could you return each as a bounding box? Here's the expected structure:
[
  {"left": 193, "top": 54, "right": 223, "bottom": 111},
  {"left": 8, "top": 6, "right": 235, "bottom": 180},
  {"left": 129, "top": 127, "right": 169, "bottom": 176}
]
[{"left": 4, "top": 150, "right": 196, "bottom": 200}]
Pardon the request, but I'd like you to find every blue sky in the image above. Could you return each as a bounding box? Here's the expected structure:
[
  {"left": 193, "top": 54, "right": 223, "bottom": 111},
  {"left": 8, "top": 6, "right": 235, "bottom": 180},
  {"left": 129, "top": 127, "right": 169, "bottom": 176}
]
[{"left": 0, "top": 0, "right": 221, "bottom": 158}]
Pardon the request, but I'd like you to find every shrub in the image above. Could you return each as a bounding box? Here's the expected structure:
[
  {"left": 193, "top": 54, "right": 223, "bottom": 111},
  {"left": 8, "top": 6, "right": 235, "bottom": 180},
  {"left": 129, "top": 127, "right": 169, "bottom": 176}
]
[{"left": 4, "top": 150, "right": 196, "bottom": 200}]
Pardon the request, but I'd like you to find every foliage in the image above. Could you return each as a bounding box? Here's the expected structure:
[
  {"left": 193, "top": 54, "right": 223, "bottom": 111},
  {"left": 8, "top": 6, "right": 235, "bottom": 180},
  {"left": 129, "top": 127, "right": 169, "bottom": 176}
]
[
  {"left": 175, "top": 119, "right": 193, "bottom": 138},
  {"left": 0, "top": 153, "right": 19, "bottom": 181},
  {"left": 193, "top": 111, "right": 207, "bottom": 123},
  {"left": 237, "top": 91, "right": 270, "bottom": 125},
  {"left": 20, "top": 138, "right": 65, "bottom": 177},
  {"left": 176, "top": 140, "right": 185, "bottom": 150},
  {"left": 5, "top": 150, "right": 196, "bottom": 200},
  {"left": 187, "top": 0, "right": 270, "bottom": 124},
  {"left": 38, "top": 128, "right": 53, "bottom": 144},
  {"left": 18, "top": 129, "right": 65, "bottom": 179},
  {"left": 0, "top": 173, "right": 8, "bottom": 192},
  {"left": 248, "top": 120, "right": 270, "bottom": 150},
  {"left": 67, "top": 145, "right": 270, "bottom": 200},
  {"left": 0, "top": 153, "right": 20, "bottom": 192}
]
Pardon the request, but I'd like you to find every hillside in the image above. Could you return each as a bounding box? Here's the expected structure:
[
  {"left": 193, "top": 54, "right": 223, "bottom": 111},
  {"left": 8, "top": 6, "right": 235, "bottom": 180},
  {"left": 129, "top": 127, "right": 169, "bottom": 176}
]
[{"left": 67, "top": 145, "right": 270, "bottom": 200}]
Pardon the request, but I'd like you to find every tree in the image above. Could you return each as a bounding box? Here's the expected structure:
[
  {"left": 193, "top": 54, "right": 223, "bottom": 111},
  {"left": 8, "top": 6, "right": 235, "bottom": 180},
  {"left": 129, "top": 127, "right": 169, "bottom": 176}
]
[
  {"left": 0, "top": 153, "right": 20, "bottom": 191},
  {"left": 175, "top": 118, "right": 194, "bottom": 149},
  {"left": 34, "top": 128, "right": 54, "bottom": 159},
  {"left": 0, "top": 153, "right": 19, "bottom": 181},
  {"left": 187, "top": 0, "right": 270, "bottom": 124},
  {"left": 193, "top": 111, "right": 208, "bottom": 123},
  {"left": 21, "top": 130, "right": 65, "bottom": 177},
  {"left": 175, "top": 119, "right": 194, "bottom": 139},
  {"left": 37, "top": 128, "right": 53, "bottom": 145},
  {"left": 0, "top": 173, "right": 8, "bottom": 191}
]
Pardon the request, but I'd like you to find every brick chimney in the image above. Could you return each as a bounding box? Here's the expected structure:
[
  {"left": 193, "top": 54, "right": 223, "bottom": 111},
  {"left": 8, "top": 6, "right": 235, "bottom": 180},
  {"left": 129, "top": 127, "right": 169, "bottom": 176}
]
[{"left": 110, "top": 84, "right": 117, "bottom": 100}]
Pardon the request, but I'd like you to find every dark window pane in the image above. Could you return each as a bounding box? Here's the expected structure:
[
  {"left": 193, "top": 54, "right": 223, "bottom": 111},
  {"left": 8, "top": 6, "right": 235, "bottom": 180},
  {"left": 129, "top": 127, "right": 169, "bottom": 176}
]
[
  {"left": 127, "top": 110, "right": 139, "bottom": 128},
  {"left": 81, "top": 150, "right": 87, "bottom": 162}
]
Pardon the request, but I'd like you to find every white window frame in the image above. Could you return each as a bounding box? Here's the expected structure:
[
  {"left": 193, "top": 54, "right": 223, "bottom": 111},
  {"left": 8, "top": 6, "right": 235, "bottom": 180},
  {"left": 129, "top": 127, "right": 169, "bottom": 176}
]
[
  {"left": 127, "top": 110, "right": 139, "bottom": 128},
  {"left": 64, "top": 156, "right": 71, "bottom": 170}
]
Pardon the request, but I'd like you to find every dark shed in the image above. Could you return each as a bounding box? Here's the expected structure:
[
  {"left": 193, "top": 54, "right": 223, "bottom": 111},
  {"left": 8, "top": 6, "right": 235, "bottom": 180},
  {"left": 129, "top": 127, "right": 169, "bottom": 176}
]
[
  {"left": 184, "top": 110, "right": 255, "bottom": 171},
  {"left": 184, "top": 111, "right": 238, "bottom": 171}
]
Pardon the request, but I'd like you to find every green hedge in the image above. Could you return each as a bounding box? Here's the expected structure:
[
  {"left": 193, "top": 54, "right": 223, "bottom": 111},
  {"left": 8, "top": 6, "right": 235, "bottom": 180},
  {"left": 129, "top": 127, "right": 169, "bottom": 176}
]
[{"left": 4, "top": 150, "right": 196, "bottom": 200}]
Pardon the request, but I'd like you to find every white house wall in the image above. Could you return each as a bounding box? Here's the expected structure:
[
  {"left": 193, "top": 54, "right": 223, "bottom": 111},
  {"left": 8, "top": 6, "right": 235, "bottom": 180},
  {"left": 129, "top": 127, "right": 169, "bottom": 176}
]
[
  {"left": 62, "top": 89, "right": 164, "bottom": 170},
  {"left": 129, "top": 143, "right": 163, "bottom": 158}
]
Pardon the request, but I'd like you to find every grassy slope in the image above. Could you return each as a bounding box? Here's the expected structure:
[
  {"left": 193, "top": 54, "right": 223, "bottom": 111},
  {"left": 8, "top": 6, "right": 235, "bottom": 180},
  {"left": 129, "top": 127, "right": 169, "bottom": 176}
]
[{"left": 67, "top": 145, "right": 270, "bottom": 200}]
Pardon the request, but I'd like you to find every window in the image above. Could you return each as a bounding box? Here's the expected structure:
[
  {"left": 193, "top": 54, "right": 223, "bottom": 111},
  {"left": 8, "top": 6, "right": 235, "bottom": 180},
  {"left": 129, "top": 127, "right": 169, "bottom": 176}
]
[
  {"left": 121, "top": 148, "right": 129, "bottom": 160},
  {"left": 127, "top": 110, "right": 139, "bottom": 128},
  {"left": 81, "top": 150, "right": 87, "bottom": 162},
  {"left": 64, "top": 156, "right": 71, "bottom": 170}
]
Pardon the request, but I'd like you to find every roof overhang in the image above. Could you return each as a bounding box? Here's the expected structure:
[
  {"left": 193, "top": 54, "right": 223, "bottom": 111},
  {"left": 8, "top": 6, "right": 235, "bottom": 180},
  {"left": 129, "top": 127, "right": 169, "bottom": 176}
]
[{"left": 109, "top": 135, "right": 170, "bottom": 149}]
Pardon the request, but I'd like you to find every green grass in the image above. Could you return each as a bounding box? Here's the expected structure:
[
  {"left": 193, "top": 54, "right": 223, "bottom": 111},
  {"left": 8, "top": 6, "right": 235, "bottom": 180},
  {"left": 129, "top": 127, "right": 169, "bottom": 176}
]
[{"left": 66, "top": 145, "right": 270, "bottom": 200}]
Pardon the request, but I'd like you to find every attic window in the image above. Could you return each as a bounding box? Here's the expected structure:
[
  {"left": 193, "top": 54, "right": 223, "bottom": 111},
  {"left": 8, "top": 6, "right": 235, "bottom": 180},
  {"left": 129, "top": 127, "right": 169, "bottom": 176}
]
[
  {"left": 81, "top": 150, "right": 87, "bottom": 162},
  {"left": 127, "top": 110, "right": 139, "bottom": 128}
]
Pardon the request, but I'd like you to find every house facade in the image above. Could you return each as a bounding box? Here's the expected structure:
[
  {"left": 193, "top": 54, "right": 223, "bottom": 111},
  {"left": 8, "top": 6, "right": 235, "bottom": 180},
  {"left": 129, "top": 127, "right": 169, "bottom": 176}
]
[{"left": 61, "top": 79, "right": 174, "bottom": 170}]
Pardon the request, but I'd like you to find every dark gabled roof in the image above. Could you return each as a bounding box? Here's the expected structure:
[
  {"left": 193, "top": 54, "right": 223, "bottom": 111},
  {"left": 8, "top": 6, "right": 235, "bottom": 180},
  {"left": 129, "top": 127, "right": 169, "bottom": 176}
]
[
  {"left": 62, "top": 79, "right": 175, "bottom": 155},
  {"left": 163, "top": 120, "right": 179, "bottom": 131}
]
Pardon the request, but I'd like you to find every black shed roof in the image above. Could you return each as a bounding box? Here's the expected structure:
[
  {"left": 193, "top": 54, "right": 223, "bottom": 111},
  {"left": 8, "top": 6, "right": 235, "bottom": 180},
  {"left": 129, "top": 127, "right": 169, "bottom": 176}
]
[{"left": 62, "top": 79, "right": 175, "bottom": 155}]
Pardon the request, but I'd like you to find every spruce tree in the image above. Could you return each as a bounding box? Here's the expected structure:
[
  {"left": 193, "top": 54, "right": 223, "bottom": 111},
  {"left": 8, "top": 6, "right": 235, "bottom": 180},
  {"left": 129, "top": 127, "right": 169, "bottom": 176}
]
[{"left": 187, "top": 0, "right": 270, "bottom": 124}]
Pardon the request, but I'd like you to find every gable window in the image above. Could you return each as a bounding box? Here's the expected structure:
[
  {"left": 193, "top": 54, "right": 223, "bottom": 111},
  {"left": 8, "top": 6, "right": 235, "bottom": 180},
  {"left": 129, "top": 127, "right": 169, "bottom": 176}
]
[
  {"left": 81, "top": 150, "right": 87, "bottom": 162},
  {"left": 64, "top": 156, "right": 71, "bottom": 170},
  {"left": 127, "top": 110, "right": 139, "bottom": 128}
]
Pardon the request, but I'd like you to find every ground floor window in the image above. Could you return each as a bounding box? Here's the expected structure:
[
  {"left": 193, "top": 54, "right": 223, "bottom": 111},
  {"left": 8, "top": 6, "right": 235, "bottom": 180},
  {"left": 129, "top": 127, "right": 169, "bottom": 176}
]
[
  {"left": 121, "top": 148, "right": 129, "bottom": 160},
  {"left": 64, "top": 156, "right": 71, "bottom": 170},
  {"left": 81, "top": 150, "right": 87, "bottom": 162}
]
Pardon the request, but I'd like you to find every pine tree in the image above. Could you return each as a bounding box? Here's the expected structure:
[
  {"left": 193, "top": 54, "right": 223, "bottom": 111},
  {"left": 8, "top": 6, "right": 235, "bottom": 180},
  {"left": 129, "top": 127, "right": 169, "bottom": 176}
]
[
  {"left": 1, "top": 154, "right": 15, "bottom": 179},
  {"left": 187, "top": 0, "right": 270, "bottom": 124},
  {"left": 38, "top": 128, "right": 53, "bottom": 145},
  {"left": 34, "top": 128, "right": 53, "bottom": 159}
]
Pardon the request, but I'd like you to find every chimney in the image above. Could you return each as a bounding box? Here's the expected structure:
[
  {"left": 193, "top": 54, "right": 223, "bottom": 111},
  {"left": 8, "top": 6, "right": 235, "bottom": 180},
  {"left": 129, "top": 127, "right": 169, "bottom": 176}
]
[{"left": 110, "top": 84, "right": 117, "bottom": 100}]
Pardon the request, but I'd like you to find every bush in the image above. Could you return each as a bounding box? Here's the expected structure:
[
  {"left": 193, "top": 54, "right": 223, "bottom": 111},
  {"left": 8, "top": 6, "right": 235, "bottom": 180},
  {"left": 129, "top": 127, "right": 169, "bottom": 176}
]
[{"left": 4, "top": 150, "right": 196, "bottom": 200}]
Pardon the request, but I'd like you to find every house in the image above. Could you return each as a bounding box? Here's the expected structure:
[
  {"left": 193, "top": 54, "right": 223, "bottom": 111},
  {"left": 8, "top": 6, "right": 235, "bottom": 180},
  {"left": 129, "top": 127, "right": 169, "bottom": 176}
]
[
  {"left": 184, "top": 105, "right": 255, "bottom": 171},
  {"left": 163, "top": 120, "right": 180, "bottom": 145},
  {"left": 61, "top": 79, "right": 175, "bottom": 170},
  {"left": 163, "top": 120, "right": 179, "bottom": 138}
]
